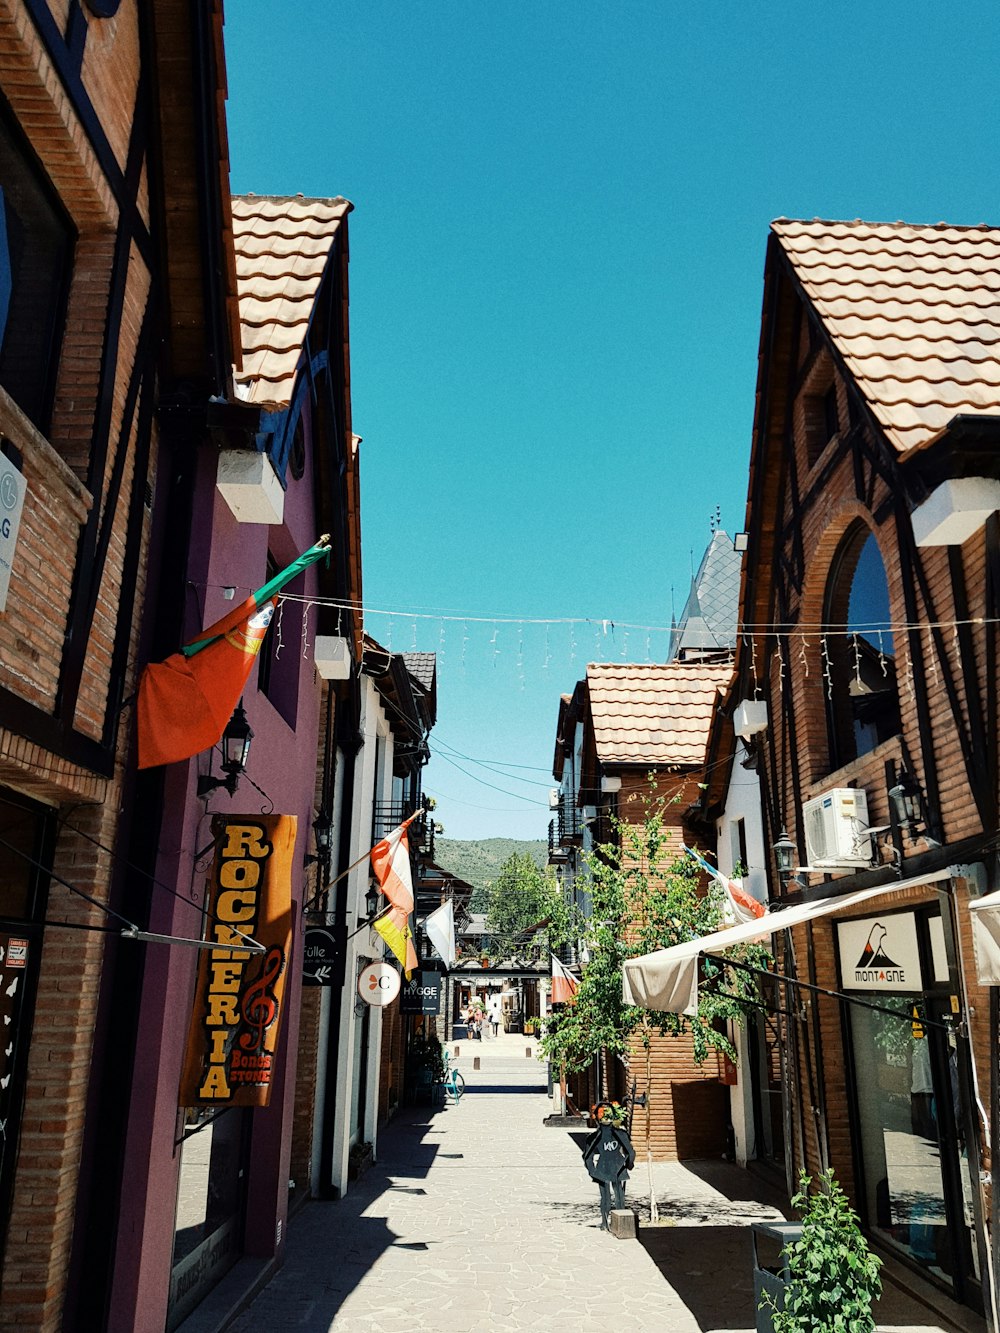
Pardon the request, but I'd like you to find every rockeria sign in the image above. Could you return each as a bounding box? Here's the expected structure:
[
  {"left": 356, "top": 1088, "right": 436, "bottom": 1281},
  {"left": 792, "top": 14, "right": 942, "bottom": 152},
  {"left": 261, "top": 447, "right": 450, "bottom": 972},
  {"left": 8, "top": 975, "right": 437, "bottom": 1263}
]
[{"left": 179, "top": 815, "right": 296, "bottom": 1107}]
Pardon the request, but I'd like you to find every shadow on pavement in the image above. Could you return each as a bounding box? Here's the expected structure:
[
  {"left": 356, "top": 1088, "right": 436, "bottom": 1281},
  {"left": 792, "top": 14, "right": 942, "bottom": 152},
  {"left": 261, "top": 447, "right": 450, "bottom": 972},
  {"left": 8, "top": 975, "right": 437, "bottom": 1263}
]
[
  {"left": 639, "top": 1223, "right": 757, "bottom": 1330},
  {"left": 460, "top": 1083, "right": 546, "bottom": 1094}
]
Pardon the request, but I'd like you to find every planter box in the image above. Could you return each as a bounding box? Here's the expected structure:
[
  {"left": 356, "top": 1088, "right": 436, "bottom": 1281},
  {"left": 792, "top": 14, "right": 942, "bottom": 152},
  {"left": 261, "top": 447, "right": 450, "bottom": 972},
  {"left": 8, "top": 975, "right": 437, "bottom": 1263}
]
[{"left": 751, "top": 1221, "right": 803, "bottom": 1333}]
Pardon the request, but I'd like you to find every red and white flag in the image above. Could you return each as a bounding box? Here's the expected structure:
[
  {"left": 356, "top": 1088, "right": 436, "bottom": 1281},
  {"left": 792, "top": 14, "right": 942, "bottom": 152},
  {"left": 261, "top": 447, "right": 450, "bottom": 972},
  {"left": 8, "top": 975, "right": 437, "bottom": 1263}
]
[
  {"left": 682, "top": 843, "right": 765, "bottom": 925},
  {"left": 551, "top": 954, "right": 579, "bottom": 1005},
  {"left": 371, "top": 815, "right": 420, "bottom": 977}
]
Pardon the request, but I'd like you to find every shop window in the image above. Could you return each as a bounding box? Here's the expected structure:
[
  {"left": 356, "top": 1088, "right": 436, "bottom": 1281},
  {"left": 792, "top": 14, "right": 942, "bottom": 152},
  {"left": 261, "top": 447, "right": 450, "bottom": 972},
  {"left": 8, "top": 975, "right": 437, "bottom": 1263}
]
[
  {"left": 824, "top": 525, "right": 901, "bottom": 768},
  {"left": 169, "top": 1108, "right": 249, "bottom": 1329},
  {"left": 0, "top": 97, "right": 73, "bottom": 433},
  {"left": 256, "top": 553, "right": 301, "bottom": 728}
]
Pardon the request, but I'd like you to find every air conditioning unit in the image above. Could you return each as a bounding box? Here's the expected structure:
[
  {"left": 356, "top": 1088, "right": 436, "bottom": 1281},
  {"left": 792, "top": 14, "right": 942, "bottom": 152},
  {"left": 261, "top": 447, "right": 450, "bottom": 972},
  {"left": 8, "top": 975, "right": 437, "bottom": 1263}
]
[
  {"left": 549, "top": 789, "right": 561, "bottom": 810},
  {"left": 802, "top": 788, "right": 871, "bottom": 868}
]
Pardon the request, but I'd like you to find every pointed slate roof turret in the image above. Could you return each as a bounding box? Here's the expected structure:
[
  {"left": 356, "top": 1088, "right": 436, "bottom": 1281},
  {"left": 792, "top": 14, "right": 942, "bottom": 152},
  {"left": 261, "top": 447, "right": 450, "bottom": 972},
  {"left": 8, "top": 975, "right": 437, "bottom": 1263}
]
[{"left": 668, "top": 529, "right": 742, "bottom": 660}]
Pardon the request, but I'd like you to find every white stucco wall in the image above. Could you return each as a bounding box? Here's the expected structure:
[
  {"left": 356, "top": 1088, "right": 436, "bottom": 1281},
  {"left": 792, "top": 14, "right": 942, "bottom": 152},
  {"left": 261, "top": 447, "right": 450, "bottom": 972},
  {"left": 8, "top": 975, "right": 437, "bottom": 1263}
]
[{"left": 715, "top": 738, "right": 767, "bottom": 1166}]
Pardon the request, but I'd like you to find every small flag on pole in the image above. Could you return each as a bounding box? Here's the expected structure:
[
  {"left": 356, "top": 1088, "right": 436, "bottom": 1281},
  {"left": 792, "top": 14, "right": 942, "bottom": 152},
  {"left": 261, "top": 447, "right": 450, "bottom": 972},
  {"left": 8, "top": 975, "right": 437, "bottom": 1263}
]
[
  {"left": 682, "top": 843, "right": 765, "bottom": 924},
  {"left": 551, "top": 954, "right": 579, "bottom": 1005},
  {"left": 136, "top": 537, "right": 331, "bottom": 769},
  {"left": 371, "top": 814, "right": 420, "bottom": 977},
  {"left": 424, "top": 899, "right": 456, "bottom": 968}
]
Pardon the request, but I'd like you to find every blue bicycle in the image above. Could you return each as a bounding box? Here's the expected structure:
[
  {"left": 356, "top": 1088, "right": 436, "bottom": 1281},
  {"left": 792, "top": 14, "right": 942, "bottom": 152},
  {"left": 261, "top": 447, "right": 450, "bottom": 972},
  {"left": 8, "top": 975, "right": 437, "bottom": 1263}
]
[{"left": 441, "top": 1051, "right": 465, "bottom": 1103}]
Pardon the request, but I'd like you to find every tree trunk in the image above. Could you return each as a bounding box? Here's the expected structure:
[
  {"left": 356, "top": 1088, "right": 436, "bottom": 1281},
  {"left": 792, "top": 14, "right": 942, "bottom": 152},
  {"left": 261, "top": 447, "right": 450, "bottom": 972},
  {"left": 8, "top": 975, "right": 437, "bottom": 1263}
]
[{"left": 644, "top": 1029, "right": 658, "bottom": 1223}]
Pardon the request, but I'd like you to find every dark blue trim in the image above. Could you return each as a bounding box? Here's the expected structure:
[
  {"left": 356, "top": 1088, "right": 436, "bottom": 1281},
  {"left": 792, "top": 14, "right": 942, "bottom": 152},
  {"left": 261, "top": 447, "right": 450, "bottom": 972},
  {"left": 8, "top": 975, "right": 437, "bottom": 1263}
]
[{"left": 257, "top": 348, "right": 329, "bottom": 486}]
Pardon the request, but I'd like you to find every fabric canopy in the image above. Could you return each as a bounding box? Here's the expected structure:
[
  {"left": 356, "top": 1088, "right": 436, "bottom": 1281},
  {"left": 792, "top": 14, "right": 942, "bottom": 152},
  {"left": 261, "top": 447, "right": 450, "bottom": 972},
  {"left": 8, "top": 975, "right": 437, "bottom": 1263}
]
[
  {"left": 969, "top": 889, "right": 1000, "bottom": 985},
  {"left": 622, "top": 869, "right": 951, "bottom": 1016}
]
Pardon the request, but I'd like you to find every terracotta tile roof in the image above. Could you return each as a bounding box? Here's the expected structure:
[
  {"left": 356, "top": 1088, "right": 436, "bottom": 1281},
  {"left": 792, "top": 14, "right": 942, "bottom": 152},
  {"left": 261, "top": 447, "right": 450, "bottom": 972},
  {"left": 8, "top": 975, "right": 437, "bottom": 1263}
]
[
  {"left": 587, "top": 661, "right": 733, "bottom": 766},
  {"left": 231, "top": 194, "right": 352, "bottom": 408},
  {"left": 772, "top": 218, "right": 1000, "bottom": 454}
]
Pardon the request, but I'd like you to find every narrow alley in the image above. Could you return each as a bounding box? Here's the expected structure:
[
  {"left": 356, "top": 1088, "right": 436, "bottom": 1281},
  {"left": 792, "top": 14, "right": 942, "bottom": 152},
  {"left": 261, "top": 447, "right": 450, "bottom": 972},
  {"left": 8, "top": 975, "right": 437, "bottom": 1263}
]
[{"left": 207, "top": 1035, "right": 979, "bottom": 1333}]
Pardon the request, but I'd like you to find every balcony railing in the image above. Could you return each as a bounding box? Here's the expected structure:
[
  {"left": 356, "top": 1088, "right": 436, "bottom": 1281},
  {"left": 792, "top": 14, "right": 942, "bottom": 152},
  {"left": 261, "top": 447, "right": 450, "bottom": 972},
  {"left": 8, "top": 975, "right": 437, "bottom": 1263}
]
[
  {"left": 548, "top": 818, "right": 570, "bottom": 863},
  {"left": 557, "top": 799, "right": 580, "bottom": 846},
  {"left": 372, "top": 800, "right": 434, "bottom": 859}
]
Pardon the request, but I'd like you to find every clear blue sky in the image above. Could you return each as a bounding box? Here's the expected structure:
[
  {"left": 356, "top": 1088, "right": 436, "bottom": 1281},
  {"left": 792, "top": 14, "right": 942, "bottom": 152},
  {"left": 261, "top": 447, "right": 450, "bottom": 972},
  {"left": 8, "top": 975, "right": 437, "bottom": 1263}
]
[{"left": 226, "top": 2, "right": 999, "bottom": 840}]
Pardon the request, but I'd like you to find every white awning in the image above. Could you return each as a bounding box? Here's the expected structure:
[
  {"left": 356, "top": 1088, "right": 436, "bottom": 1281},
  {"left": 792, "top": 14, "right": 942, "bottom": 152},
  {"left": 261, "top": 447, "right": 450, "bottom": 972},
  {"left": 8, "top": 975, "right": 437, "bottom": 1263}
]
[
  {"left": 622, "top": 869, "right": 951, "bottom": 1015},
  {"left": 968, "top": 889, "right": 1000, "bottom": 985}
]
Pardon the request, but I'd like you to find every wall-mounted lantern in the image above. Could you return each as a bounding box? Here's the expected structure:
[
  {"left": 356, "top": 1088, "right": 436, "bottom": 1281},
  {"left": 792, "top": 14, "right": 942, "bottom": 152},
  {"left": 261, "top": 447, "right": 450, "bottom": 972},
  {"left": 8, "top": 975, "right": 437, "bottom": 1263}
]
[
  {"left": 197, "top": 701, "right": 253, "bottom": 797},
  {"left": 888, "top": 764, "right": 924, "bottom": 839},
  {"left": 772, "top": 828, "right": 796, "bottom": 882}
]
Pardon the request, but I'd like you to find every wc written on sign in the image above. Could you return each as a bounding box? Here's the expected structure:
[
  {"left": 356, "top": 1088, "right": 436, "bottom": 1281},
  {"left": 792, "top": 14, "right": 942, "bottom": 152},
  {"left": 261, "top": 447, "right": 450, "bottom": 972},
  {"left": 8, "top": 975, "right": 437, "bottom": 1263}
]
[{"left": 400, "top": 969, "right": 441, "bottom": 1015}]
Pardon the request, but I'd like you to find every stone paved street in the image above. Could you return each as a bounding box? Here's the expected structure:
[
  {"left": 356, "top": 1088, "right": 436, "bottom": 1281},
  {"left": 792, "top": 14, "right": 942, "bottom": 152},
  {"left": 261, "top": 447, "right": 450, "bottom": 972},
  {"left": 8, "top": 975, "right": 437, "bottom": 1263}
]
[{"left": 228, "top": 1034, "right": 982, "bottom": 1332}]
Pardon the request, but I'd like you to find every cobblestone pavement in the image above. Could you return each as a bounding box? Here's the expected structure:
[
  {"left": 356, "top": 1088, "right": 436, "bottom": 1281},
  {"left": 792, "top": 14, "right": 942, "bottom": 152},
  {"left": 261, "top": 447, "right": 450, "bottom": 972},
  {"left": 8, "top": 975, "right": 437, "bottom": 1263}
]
[{"left": 229, "top": 1033, "right": 978, "bottom": 1332}]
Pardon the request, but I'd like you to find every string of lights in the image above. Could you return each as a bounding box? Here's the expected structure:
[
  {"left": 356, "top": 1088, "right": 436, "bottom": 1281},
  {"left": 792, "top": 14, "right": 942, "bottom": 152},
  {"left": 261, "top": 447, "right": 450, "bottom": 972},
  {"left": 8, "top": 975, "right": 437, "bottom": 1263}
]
[{"left": 265, "top": 590, "right": 999, "bottom": 639}]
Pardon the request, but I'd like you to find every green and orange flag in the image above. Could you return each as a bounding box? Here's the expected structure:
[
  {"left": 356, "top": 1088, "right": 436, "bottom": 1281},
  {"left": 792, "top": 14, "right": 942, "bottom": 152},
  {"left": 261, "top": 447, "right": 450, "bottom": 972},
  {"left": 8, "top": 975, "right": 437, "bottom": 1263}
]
[{"left": 136, "top": 537, "right": 331, "bottom": 769}]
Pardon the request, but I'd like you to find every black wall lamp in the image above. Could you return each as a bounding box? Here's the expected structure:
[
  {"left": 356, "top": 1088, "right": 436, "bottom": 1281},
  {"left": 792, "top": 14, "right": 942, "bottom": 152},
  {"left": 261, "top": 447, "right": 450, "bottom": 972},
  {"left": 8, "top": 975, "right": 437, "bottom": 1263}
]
[
  {"left": 888, "top": 763, "right": 924, "bottom": 840},
  {"left": 197, "top": 701, "right": 253, "bottom": 797},
  {"left": 303, "top": 810, "right": 333, "bottom": 872},
  {"left": 772, "top": 828, "right": 796, "bottom": 882},
  {"left": 358, "top": 884, "right": 380, "bottom": 926}
]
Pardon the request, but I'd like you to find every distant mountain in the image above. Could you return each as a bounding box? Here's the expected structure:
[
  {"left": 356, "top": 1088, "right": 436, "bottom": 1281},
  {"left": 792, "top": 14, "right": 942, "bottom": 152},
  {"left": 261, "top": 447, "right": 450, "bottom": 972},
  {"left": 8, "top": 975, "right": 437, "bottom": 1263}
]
[{"left": 434, "top": 837, "right": 547, "bottom": 900}]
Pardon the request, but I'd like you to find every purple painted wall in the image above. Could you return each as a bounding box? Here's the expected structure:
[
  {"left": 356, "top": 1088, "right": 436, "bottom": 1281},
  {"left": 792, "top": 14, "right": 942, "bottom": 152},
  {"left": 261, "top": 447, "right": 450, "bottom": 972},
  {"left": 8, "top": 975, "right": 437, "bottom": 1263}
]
[{"left": 110, "top": 435, "right": 326, "bottom": 1329}]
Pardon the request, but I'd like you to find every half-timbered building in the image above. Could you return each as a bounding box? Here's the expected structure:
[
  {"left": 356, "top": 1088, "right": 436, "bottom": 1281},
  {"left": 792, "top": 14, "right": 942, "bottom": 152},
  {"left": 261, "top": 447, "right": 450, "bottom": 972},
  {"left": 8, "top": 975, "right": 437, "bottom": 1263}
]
[{"left": 734, "top": 217, "right": 1000, "bottom": 1317}]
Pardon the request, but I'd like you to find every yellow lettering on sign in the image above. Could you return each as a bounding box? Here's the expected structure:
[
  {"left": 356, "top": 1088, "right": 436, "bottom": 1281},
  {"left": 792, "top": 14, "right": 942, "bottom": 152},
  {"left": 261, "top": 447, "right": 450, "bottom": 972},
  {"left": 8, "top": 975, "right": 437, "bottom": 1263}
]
[
  {"left": 198, "top": 1066, "right": 230, "bottom": 1099},
  {"left": 206, "top": 992, "right": 239, "bottom": 1027},
  {"left": 208, "top": 1029, "right": 228, "bottom": 1062},
  {"left": 217, "top": 887, "right": 258, "bottom": 920},
  {"left": 210, "top": 962, "right": 243, "bottom": 992},
  {"left": 222, "top": 824, "right": 271, "bottom": 860},
  {"left": 219, "top": 859, "right": 262, "bottom": 890}
]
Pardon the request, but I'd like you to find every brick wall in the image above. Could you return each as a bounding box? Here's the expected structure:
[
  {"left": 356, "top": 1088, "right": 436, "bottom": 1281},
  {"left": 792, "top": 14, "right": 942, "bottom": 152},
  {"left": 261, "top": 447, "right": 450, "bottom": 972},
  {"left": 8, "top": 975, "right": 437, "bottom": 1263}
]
[
  {"left": 617, "top": 770, "right": 729, "bottom": 1160},
  {"left": 0, "top": 5, "right": 158, "bottom": 1327}
]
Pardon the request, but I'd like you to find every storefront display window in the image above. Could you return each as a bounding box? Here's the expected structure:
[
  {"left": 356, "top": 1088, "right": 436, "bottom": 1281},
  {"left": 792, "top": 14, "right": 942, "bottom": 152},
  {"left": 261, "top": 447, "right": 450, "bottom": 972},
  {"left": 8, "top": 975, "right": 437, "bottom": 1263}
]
[
  {"left": 168, "top": 1107, "right": 248, "bottom": 1329},
  {"left": 840, "top": 906, "right": 980, "bottom": 1307}
]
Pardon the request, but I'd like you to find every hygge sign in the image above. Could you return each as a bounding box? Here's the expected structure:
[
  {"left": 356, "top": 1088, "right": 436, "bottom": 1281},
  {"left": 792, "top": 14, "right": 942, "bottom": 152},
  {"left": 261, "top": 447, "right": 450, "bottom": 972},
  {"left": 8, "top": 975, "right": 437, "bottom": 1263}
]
[
  {"left": 837, "top": 911, "right": 922, "bottom": 991},
  {"left": 401, "top": 969, "right": 441, "bottom": 1015},
  {"left": 0, "top": 454, "right": 25, "bottom": 613}
]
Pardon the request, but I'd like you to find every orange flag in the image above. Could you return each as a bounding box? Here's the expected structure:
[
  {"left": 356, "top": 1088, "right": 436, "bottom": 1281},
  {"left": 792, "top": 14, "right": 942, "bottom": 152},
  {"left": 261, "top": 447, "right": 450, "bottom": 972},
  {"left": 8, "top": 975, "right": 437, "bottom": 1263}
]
[
  {"left": 135, "top": 538, "right": 330, "bottom": 769},
  {"left": 136, "top": 598, "right": 275, "bottom": 769}
]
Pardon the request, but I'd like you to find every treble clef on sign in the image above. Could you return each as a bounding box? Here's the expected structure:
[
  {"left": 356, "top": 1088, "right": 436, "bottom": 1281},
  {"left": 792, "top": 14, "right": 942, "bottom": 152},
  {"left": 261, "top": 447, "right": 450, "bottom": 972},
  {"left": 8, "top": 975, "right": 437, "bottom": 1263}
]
[{"left": 239, "top": 946, "right": 284, "bottom": 1052}]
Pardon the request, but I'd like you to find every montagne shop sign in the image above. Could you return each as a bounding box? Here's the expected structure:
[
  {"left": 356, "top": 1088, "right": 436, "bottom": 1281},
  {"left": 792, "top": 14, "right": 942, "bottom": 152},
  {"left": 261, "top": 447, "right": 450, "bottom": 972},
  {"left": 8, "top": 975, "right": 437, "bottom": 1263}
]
[{"left": 836, "top": 911, "right": 922, "bottom": 992}]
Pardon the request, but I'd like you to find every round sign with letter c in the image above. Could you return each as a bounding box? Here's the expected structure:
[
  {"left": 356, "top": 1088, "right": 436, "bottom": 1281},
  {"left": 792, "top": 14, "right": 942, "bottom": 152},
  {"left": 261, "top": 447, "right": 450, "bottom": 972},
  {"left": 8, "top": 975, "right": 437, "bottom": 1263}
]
[{"left": 357, "top": 961, "right": 401, "bottom": 1007}]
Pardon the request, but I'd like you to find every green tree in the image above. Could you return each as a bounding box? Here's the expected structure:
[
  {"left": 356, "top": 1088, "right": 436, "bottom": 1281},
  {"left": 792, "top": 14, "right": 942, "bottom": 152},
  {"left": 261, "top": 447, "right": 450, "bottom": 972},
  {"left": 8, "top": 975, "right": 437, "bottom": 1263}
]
[
  {"left": 539, "top": 788, "right": 765, "bottom": 1219},
  {"left": 483, "top": 853, "right": 572, "bottom": 962}
]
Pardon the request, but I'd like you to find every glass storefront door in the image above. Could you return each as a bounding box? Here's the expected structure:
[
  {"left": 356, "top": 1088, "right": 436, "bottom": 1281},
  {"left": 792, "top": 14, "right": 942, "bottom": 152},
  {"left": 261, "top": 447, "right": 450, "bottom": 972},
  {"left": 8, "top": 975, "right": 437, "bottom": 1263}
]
[{"left": 848, "top": 994, "right": 980, "bottom": 1308}]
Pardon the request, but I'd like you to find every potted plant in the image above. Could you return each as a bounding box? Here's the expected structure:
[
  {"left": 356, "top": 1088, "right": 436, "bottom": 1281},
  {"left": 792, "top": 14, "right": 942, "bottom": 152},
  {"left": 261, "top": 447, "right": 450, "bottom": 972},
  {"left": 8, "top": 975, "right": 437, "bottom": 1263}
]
[{"left": 758, "top": 1168, "right": 881, "bottom": 1333}]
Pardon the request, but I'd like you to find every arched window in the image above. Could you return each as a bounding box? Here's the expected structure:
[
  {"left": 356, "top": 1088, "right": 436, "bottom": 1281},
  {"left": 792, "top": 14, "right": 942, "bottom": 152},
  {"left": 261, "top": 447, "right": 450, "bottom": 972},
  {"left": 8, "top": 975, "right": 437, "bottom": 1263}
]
[{"left": 824, "top": 525, "right": 900, "bottom": 767}]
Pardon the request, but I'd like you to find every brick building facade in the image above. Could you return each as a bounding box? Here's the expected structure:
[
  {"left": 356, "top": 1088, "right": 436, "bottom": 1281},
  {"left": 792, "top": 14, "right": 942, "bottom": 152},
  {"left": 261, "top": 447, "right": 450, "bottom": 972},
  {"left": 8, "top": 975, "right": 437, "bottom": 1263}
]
[
  {"left": 732, "top": 218, "right": 1000, "bottom": 1318},
  {"left": 550, "top": 660, "right": 734, "bottom": 1158},
  {"left": 0, "top": 2, "right": 234, "bottom": 1326}
]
